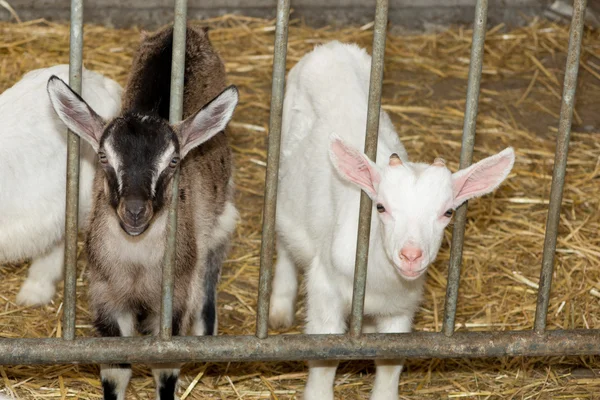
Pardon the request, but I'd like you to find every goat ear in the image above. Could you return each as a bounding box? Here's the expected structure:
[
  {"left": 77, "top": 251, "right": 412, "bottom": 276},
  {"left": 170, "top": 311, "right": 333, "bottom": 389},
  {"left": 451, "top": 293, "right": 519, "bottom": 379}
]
[
  {"left": 451, "top": 147, "right": 515, "bottom": 208},
  {"left": 176, "top": 85, "right": 238, "bottom": 158},
  {"left": 329, "top": 134, "right": 381, "bottom": 199},
  {"left": 47, "top": 76, "right": 105, "bottom": 152}
]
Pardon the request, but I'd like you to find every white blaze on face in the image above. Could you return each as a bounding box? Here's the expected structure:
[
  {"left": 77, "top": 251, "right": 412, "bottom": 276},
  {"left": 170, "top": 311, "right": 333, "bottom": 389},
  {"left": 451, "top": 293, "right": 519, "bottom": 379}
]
[
  {"left": 151, "top": 143, "right": 176, "bottom": 197},
  {"left": 103, "top": 136, "right": 124, "bottom": 194}
]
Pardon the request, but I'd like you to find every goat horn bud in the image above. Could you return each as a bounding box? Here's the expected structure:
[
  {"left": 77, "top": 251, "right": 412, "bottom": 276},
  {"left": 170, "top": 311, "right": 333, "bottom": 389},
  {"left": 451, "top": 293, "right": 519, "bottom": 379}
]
[
  {"left": 389, "top": 153, "right": 402, "bottom": 166},
  {"left": 433, "top": 157, "right": 446, "bottom": 167}
]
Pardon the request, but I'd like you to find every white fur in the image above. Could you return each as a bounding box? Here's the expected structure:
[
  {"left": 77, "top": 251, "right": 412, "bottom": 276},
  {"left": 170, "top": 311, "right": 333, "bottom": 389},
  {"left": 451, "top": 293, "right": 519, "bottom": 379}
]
[
  {"left": 100, "top": 365, "right": 132, "bottom": 400},
  {"left": 96, "top": 212, "right": 169, "bottom": 311},
  {"left": 212, "top": 198, "right": 239, "bottom": 245},
  {"left": 116, "top": 311, "right": 135, "bottom": 337},
  {"left": 151, "top": 143, "right": 176, "bottom": 196},
  {"left": 15, "top": 241, "right": 64, "bottom": 305},
  {"left": 270, "top": 41, "right": 514, "bottom": 400},
  {"left": 0, "top": 65, "right": 122, "bottom": 306},
  {"left": 103, "top": 137, "right": 124, "bottom": 194}
]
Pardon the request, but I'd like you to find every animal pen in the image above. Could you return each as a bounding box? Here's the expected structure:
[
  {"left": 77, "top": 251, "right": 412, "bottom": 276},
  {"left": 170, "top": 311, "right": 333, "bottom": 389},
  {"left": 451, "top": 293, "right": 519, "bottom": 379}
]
[{"left": 0, "top": 0, "right": 599, "bottom": 398}]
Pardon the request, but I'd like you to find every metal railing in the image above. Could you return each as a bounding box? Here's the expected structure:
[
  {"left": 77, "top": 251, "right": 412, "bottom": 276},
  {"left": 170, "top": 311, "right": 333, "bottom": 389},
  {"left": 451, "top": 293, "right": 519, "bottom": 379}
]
[{"left": 1, "top": 0, "right": 598, "bottom": 366}]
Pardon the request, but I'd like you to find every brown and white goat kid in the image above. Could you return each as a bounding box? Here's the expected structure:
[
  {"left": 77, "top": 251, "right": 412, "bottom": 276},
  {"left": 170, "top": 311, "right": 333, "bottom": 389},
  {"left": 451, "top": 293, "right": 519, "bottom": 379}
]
[{"left": 47, "top": 25, "right": 238, "bottom": 400}]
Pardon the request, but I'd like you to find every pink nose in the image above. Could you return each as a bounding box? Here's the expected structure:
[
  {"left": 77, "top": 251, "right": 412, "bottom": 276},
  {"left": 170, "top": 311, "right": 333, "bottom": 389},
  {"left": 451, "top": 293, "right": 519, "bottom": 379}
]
[{"left": 400, "top": 247, "right": 423, "bottom": 263}]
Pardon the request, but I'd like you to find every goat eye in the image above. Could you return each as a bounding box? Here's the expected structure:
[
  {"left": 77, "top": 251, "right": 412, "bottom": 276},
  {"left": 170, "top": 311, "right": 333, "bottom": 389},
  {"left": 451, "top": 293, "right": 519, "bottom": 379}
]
[
  {"left": 444, "top": 209, "right": 453, "bottom": 218},
  {"left": 170, "top": 157, "right": 180, "bottom": 168},
  {"left": 98, "top": 152, "right": 108, "bottom": 164},
  {"left": 376, "top": 204, "right": 385, "bottom": 213}
]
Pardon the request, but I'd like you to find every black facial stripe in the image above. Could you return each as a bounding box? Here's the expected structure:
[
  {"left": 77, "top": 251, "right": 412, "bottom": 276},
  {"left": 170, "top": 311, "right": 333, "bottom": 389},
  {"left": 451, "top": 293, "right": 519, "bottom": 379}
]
[
  {"left": 102, "top": 166, "right": 120, "bottom": 208},
  {"left": 121, "top": 170, "right": 154, "bottom": 199},
  {"left": 153, "top": 167, "right": 176, "bottom": 209},
  {"left": 99, "top": 113, "right": 182, "bottom": 215}
]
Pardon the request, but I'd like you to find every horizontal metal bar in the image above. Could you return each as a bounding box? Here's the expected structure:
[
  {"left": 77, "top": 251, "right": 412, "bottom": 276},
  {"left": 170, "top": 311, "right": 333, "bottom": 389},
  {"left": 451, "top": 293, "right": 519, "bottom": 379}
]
[
  {"left": 255, "top": 0, "right": 291, "bottom": 340},
  {"left": 159, "top": 0, "right": 188, "bottom": 341},
  {"left": 348, "top": 0, "right": 389, "bottom": 338},
  {"left": 2, "top": 330, "right": 600, "bottom": 365},
  {"left": 534, "top": 0, "right": 587, "bottom": 334},
  {"left": 442, "top": 0, "right": 488, "bottom": 338},
  {"left": 63, "top": 0, "right": 84, "bottom": 341}
]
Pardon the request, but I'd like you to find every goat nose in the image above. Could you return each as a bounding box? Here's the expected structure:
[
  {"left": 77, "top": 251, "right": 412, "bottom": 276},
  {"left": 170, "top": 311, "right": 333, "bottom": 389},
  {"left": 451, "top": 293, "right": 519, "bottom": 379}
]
[
  {"left": 400, "top": 247, "right": 423, "bottom": 263},
  {"left": 125, "top": 200, "right": 145, "bottom": 221}
]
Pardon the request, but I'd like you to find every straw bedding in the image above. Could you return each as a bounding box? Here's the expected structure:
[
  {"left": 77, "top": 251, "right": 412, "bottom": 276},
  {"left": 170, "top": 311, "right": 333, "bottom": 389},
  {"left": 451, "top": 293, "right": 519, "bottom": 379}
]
[{"left": 0, "top": 13, "right": 599, "bottom": 400}]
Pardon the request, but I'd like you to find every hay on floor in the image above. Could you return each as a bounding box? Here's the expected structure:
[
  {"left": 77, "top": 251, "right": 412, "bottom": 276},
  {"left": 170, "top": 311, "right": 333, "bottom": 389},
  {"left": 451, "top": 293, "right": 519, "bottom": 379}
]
[{"left": 0, "top": 13, "right": 599, "bottom": 399}]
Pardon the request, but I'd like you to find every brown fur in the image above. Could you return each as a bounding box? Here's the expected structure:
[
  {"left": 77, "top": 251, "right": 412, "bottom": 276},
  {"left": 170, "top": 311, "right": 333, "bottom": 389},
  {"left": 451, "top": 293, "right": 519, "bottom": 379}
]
[
  {"left": 121, "top": 24, "right": 227, "bottom": 117},
  {"left": 86, "top": 24, "right": 234, "bottom": 337}
]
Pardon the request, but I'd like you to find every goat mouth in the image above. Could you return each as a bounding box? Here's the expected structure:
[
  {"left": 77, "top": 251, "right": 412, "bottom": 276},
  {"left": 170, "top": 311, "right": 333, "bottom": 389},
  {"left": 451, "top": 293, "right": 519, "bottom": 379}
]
[
  {"left": 394, "top": 264, "right": 427, "bottom": 280},
  {"left": 120, "top": 221, "right": 149, "bottom": 236}
]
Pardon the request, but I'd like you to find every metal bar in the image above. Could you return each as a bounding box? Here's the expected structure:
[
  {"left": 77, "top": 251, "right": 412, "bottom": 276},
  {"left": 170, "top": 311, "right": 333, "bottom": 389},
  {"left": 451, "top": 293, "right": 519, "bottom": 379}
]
[
  {"left": 160, "top": 0, "right": 188, "bottom": 341},
  {"left": 348, "top": 0, "right": 389, "bottom": 338},
  {"left": 442, "top": 0, "right": 488, "bottom": 337},
  {"left": 534, "top": 0, "right": 587, "bottom": 334},
  {"left": 255, "top": 0, "right": 291, "bottom": 340},
  {"left": 62, "top": 0, "right": 84, "bottom": 341},
  {"left": 2, "top": 330, "right": 600, "bottom": 365}
]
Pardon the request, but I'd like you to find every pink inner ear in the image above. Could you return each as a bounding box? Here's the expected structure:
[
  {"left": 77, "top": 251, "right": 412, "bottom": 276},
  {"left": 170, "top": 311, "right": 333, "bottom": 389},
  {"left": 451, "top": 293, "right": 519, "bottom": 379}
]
[
  {"left": 331, "top": 139, "right": 379, "bottom": 196},
  {"left": 452, "top": 151, "right": 514, "bottom": 206},
  {"left": 453, "top": 177, "right": 490, "bottom": 199}
]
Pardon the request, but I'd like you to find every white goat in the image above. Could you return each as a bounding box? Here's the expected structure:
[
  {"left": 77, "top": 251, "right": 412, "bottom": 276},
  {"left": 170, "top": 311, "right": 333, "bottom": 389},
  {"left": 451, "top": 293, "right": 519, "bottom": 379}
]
[
  {"left": 269, "top": 41, "right": 515, "bottom": 400},
  {"left": 0, "top": 65, "right": 122, "bottom": 306}
]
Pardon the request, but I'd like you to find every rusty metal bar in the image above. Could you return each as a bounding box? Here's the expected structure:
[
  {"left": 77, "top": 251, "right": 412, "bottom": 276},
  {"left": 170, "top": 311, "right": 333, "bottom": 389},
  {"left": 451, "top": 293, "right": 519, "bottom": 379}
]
[
  {"left": 442, "top": 0, "right": 488, "bottom": 337},
  {"left": 534, "top": 0, "right": 587, "bottom": 334},
  {"left": 255, "top": 0, "right": 291, "bottom": 340},
  {"left": 2, "top": 330, "right": 600, "bottom": 365},
  {"left": 62, "top": 0, "right": 84, "bottom": 341},
  {"left": 348, "top": 0, "right": 389, "bottom": 338},
  {"left": 160, "top": 0, "right": 188, "bottom": 341}
]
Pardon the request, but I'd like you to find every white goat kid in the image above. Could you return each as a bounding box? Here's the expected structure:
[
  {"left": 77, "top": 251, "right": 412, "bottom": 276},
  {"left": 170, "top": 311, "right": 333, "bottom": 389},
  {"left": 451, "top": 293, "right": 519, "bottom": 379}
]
[
  {"left": 269, "top": 41, "right": 515, "bottom": 400},
  {"left": 0, "top": 65, "right": 122, "bottom": 306}
]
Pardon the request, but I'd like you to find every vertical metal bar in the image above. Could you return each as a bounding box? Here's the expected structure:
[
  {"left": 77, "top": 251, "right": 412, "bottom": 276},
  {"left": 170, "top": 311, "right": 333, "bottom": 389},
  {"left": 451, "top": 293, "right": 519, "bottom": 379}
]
[
  {"left": 348, "top": 0, "right": 389, "bottom": 338},
  {"left": 442, "top": 0, "right": 488, "bottom": 337},
  {"left": 255, "top": 0, "right": 291, "bottom": 340},
  {"left": 160, "top": 0, "right": 188, "bottom": 341},
  {"left": 62, "top": 0, "right": 84, "bottom": 341},
  {"left": 534, "top": 0, "right": 587, "bottom": 334}
]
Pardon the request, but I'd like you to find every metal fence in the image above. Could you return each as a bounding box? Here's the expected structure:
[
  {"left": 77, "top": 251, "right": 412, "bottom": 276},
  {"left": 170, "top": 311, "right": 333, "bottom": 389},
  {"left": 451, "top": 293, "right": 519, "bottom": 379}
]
[{"left": 1, "top": 0, "right": 598, "bottom": 366}]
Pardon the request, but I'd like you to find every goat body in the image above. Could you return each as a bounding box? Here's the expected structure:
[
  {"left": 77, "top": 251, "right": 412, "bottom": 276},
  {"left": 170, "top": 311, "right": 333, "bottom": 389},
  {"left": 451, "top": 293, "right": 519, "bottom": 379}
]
[
  {"left": 47, "top": 25, "right": 239, "bottom": 400},
  {"left": 0, "top": 65, "right": 122, "bottom": 306},
  {"left": 270, "top": 41, "right": 515, "bottom": 400},
  {"left": 88, "top": 25, "right": 235, "bottom": 341}
]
